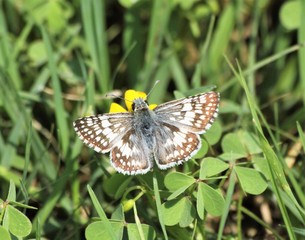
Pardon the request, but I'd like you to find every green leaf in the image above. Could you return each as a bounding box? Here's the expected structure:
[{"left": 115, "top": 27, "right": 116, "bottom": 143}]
[
  {"left": 234, "top": 166, "right": 268, "bottom": 195},
  {"left": 111, "top": 204, "right": 125, "bottom": 221},
  {"left": 196, "top": 183, "right": 205, "bottom": 220},
  {"left": 253, "top": 156, "right": 271, "bottom": 180},
  {"left": 119, "top": 0, "right": 142, "bottom": 8},
  {"left": 200, "top": 157, "right": 229, "bottom": 178},
  {"left": 162, "top": 197, "right": 195, "bottom": 227},
  {"left": 193, "top": 138, "right": 208, "bottom": 159},
  {"left": 5, "top": 205, "right": 32, "bottom": 237},
  {"left": 7, "top": 180, "right": 16, "bottom": 202},
  {"left": 221, "top": 132, "right": 248, "bottom": 157},
  {"left": 127, "top": 223, "right": 156, "bottom": 240},
  {"left": 7, "top": 201, "right": 37, "bottom": 210},
  {"left": 240, "top": 131, "right": 262, "bottom": 154},
  {"left": 198, "top": 183, "right": 225, "bottom": 216},
  {"left": 218, "top": 152, "right": 246, "bottom": 161},
  {"left": 0, "top": 226, "right": 11, "bottom": 240},
  {"left": 219, "top": 100, "right": 244, "bottom": 114},
  {"left": 167, "top": 185, "right": 191, "bottom": 201},
  {"left": 164, "top": 172, "right": 195, "bottom": 191},
  {"left": 85, "top": 221, "right": 124, "bottom": 240},
  {"left": 103, "top": 174, "right": 132, "bottom": 199},
  {"left": 280, "top": 0, "right": 301, "bottom": 30},
  {"left": 221, "top": 131, "right": 262, "bottom": 158},
  {"left": 204, "top": 120, "right": 222, "bottom": 145},
  {"left": 28, "top": 40, "right": 47, "bottom": 66}
]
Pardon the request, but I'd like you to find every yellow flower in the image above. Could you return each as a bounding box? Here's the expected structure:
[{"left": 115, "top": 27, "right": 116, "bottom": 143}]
[{"left": 109, "top": 89, "right": 157, "bottom": 113}]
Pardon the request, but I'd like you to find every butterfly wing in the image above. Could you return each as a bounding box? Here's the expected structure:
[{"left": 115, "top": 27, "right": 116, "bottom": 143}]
[
  {"left": 110, "top": 129, "right": 153, "bottom": 175},
  {"left": 153, "top": 92, "right": 219, "bottom": 134},
  {"left": 74, "top": 113, "right": 153, "bottom": 175},
  {"left": 153, "top": 122, "right": 201, "bottom": 169},
  {"left": 73, "top": 113, "right": 133, "bottom": 153},
  {"left": 152, "top": 92, "right": 219, "bottom": 168},
  {"left": 74, "top": 92, "right": 220, "bottom": 174}
]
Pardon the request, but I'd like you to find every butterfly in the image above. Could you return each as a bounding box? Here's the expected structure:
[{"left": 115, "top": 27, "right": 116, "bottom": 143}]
[{"left": 73, "top": 90, "right": 219, "bottom": 175}]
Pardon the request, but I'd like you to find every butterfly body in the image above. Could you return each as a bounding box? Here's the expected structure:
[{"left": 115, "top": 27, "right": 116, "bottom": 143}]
[
  {"left": 132, "top": 99, "right": 157, "bottom": 140},
  {"left": 74, "top": 91, "right": 219, "bottom": 175}
]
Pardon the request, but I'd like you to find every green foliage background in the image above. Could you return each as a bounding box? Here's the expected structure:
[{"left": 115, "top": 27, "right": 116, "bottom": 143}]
[{"left": 1, "top": 0, "right": 305, "bottom": 239}]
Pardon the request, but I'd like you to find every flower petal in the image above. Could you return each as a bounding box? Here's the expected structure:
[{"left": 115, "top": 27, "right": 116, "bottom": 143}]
[
  {"left": 149, "top": 104, "right": 157, "bottom": 110},
  {"left": 109, "top": 103, "right": 127, "bottom": 113}
]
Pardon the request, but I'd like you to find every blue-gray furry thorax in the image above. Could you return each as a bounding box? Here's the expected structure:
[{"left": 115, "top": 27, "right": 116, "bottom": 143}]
[{"left": 132, "top": 98, "right": 158, "bottom": 148}]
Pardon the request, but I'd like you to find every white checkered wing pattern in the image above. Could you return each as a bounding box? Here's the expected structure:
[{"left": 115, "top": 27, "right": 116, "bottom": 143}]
[
  {"left": 73, "top": 113, "right": 153, "bottom": 174},
  {"left": 153, "top": 92, "right": 219, "bottom": 134},
  {"left": 152, "top": 92, "right": 219, "bottom": 168},
  {"left": 153, "top": 122, "right": 201, "bottom": 169},
  {"left": 109, "top": 129, "right": 153, "bottom": 175},
  {"left": 74, "top": 91, "right": 220, "bottom": 175},
  {"left": 73, "top": 113, "right": 133, "bottom": 153}
]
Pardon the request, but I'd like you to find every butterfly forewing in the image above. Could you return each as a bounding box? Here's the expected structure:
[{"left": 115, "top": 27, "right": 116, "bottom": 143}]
[
  {"left": 73, "top": 113, "right": 133, "bottom": 153},
  {"left": 154, "top": 92, "right": 219, "bottom": 134}
]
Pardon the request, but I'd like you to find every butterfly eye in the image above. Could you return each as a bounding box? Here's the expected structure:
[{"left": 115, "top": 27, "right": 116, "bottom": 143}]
[{"left": 131, "top": 102, "right": 135, "bottom": 111}]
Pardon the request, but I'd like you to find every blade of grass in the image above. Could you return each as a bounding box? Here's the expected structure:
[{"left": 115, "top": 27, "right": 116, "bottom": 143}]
[
  {"left": 153, "top": 172, "right": 168, "bottom": 240},
  {"left": 81, "top": 0, "right": 110, "bottom": 94},
  {"left": 164, "top": 34, "right": 189, "bottom": 91},
  {"left": 298, "top": 0, "right": 305, "bottom": 105},
  {"left": 0, "top": 74, "right": 40, "bottom": 178},
  {"left": 208, "top": 3, "right": 235, "bottom": 75},
  {"left": 148, "top": 57, "right": 171, "bottom": 105},
  {"left": 71, "top": 139, "right": 83, "bottom": 225},
  {"left": 0, "top": 72, "right": 57, "bottom": 179},
  {"left": 217, "top": 169, "right": 236, "bottom": 240},
  {"left": 255, "top": 108, "right": 305, "bottom": 222},
  {"left": 236, "top": 190, "right": 243, "bottom": 240},
  {"left": 1, "top": 117, "right": 23, "bottom": 168},
  {"left": 242, "top": 71, "right": 305, "bottom": 219},
  {"left": 227, "top": 57, "right": 298, "bottom": 239},
  {"left": 241, "top": 206, "right": 284, "bottom": 239},
  {"left": 247, "top": 0, "right": 260, "bottom": 95},
  {"left": 23, "top": 121, "right": 32, "bottom": 183},
  {"left": 112, "top": 41, "right": 137, "bottom": 88},
  {"left": 0, "top": 5, "right": 21, "bottom": 88},
  {"left": 32, "top": 156, "right": 72, "bottom": 228},
  {"left": 191, "top": 15, "right": 216, "bottom": 88},
  {"left": 41, "top": 26, "right": 69, "bottom": 157},
  {"left": 87, "top": 185, "right": 117, "bottom": 240},
  {"left": 140, "top": 0, "right": 172, "bottom": 91},
  {"left": 220, "top": 42, "right": 305, "bottom": 93},
  {"left": 123, "top": 8, "right": 143, "bottom": 86},
  {"left": 133, "top": 203, "right": 145, "bottom": 240},
  {"left": 297, "top": 122, "right": 305, "bottom": 151}
]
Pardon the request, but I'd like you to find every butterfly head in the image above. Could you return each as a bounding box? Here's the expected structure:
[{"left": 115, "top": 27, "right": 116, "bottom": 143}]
[{"left": 109, "top": 89, "right": 157, "bottom": 113}]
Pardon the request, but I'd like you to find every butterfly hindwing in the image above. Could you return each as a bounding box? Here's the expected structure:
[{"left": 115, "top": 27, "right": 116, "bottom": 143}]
[
  {"left": 110, "top": 129, "right": 153, "bottom": 175},
  {"left": 153, "top": 122, "right": 201, "bottom": 169}
]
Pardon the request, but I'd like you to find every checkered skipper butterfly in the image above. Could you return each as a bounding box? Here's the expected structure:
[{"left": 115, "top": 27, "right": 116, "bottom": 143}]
[{"left": 73, "top": 90, "right": 219, "bottom": 175}]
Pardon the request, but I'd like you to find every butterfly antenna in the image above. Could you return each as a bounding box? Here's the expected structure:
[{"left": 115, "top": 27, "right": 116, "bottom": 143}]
[
  {"left": 146, "top": 80, "right": 160, "bottom": 98},
  {"left": 106, "top": 93, "right": 133, "bottom": 103}
]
